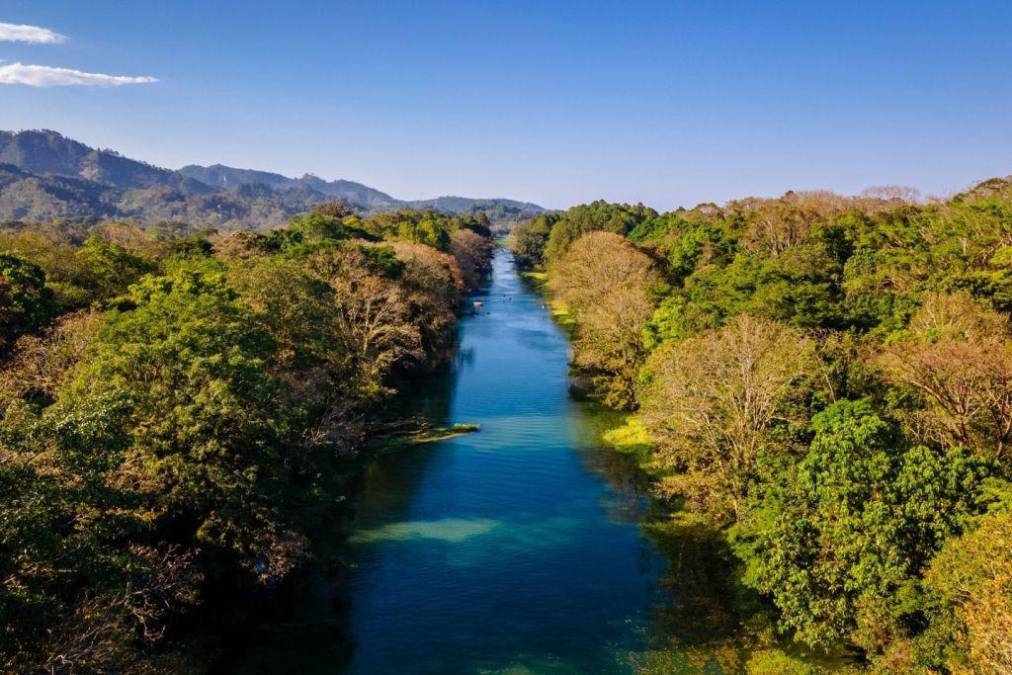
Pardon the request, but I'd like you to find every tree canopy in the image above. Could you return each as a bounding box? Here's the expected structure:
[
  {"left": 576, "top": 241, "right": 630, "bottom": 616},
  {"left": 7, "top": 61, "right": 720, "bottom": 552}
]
[
  {"left": 514, "top": 178, "right": 1012, "bottom": 671},
  {"left": 0, "top": 206, "right": 493, "bottom": 669}
]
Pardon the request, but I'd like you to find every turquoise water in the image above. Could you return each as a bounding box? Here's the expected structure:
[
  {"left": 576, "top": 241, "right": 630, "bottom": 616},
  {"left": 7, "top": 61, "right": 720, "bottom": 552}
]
[{"left": 226, "top": 248, "right": 679, "bottom": 673}]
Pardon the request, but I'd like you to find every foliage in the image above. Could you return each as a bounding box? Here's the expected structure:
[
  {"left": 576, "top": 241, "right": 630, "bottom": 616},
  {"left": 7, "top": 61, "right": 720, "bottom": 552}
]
[
  {"left": 924, "top": 510, "right": 1012, "bottom": 673},
  {"left": 548, "top": 231, "right": 663, "bottom": 408},
  {"left": 734, "top": 400, "right": 992, "bottom": 653},
  {"left": 0, "top": 204, "right": 491, "bottom": 668},
  {"left": 0, "top": 251, "right": 53, "bottom": 353},
  {"left": 511, "top": 213, "right": 557, "bottom": 269},
  {"left": 526, "top": 180, "right": 1012, "bottom": 665},
  {"left": 449, "top": 227, "right": 495, "bottom": 289},
  {"left": 542, "top": 200, "right": 657, "bottom": 266},
  {"left": 875, "top": 292, "right": 1012, "bottom": 460},
  {"left": 641, "top": 315, "right": 816, "bottom": 520},
  {"left": 57, "top": 263, "right": 308, "bottom": 579}
]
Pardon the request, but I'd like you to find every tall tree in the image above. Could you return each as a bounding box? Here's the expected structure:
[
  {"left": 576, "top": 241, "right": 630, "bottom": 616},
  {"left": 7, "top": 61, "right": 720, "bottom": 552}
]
[
  {"left": 549, "top": 231, "right": 662, "bottom": 408},
  {"left": 876, "top": 292, "right": 1012, "bottom": 460},
  {"left": 640, "top": 315, "right": 816, "bottom": 519},
  {"left": 0, "top": 252, "right": 53, "bottom": 354}
]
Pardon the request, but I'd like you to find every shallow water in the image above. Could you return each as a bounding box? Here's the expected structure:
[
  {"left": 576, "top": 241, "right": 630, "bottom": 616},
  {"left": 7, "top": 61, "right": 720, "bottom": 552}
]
[{"left": 227, "top": 249, "right": 681, "bottom": 673}]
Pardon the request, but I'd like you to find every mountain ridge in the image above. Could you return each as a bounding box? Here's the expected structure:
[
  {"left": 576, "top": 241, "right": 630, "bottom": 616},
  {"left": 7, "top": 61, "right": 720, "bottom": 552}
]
[{"left": 0, "top": 130, "right": 545, "bottom": 229}]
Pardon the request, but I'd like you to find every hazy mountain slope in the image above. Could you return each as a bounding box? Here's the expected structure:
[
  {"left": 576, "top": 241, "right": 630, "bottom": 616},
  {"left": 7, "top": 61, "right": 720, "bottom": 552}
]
[
  {"left": 0, "top": 164, "right": 118, "bottom": 221},
  {"left": 407, "top": 195, "right": 543, "bottom": 212},
  {"left": 0, "top": 130, "right": 545, "bottom": 228},
  {"left": 295, "top": 173, "right": 398, "bottom": 209},
  {"left": 177, "top": 164, "right": 296, "bottom": 190},
  {"left": 0, "top": 130, "right": 212, "bottom": 195},
  {"left": 178, "top": 164, "right": 400, "bottom": 210}
]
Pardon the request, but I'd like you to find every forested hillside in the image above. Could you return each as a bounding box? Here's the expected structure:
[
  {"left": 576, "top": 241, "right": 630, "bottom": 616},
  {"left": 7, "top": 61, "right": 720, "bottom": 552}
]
[
  {"left": 0, "top": 130, "right": 544, "bottom": 230},
  {"left": 0, "top": 203, "right": 493, "bottom": 670},
  {"left": 513, "top": 181, "right": 1012, "bottom": 672}
]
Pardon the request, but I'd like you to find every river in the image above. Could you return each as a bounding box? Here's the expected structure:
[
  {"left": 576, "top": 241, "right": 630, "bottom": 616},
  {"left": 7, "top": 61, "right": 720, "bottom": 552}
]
[{"left": 226, "top": 248, "right": 717, "bottom": 673}]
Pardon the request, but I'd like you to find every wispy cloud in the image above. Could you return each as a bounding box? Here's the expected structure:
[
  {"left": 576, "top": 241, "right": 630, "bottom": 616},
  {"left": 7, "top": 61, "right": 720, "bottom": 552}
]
[
  {"left": 0, "top": 22, "right": 67, "bottom": 44},
  {"left": 0, "top": 62, "right": 157, "bottom": 87}
]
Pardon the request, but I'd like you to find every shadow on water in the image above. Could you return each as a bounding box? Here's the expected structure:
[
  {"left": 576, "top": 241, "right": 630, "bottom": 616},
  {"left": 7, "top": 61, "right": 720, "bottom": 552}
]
[{"left": 565, "top": 402, "right": 755, "bottom": 673}]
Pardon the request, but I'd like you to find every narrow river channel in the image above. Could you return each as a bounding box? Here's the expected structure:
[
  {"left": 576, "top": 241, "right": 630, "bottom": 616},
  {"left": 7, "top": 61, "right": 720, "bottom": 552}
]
[
  {"left": 228, "top": 248, "right": 695, "bottom": 674},
  {"left": 341, "top": 248, "right": 675, "bottom": 673}
]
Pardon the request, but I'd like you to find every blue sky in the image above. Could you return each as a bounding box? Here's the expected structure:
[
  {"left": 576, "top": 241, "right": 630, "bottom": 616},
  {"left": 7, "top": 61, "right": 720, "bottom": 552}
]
[{"left": 0, "top": 1, "right": 1010, "bottom": 210}]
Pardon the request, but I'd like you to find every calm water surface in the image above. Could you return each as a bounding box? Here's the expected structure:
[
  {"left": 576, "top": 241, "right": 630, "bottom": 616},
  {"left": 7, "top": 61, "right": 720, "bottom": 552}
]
[{"left": 231, "top": 249, "right": 682, "bottom": 673}]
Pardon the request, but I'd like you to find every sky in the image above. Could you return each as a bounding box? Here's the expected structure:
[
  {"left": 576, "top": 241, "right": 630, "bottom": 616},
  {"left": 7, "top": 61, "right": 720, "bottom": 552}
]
[{"left": 0, "top": 1, "right": 1010, "bottom": 210}]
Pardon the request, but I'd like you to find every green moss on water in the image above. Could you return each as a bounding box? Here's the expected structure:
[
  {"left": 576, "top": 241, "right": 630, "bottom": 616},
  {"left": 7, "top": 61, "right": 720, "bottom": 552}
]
[
  {"left": 597, "top": 413, "right": 669, "bottom": 480},
  {"left": 521, "top": 270, "right": 576, "bottom": 328},
  {"left": 600, "top": 415, "right": 652, "bottom": 457},
  {"left": 373, "top": 422, "right": 480, "bottom": 454},
  {"left": 745, "top": 649, "right": 835, "bottom": 674}
]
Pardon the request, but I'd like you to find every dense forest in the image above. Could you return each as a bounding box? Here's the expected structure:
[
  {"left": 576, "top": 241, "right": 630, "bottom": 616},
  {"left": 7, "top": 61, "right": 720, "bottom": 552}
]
[
  {"left": 0, "top": 203, "right": 493, "bottom": 671},
  {"left": 512, "top": 180, "right": 1012, "bottom": 673},
  {"left": 6, "top": 171, "right": 1012, "bottom": 673}
]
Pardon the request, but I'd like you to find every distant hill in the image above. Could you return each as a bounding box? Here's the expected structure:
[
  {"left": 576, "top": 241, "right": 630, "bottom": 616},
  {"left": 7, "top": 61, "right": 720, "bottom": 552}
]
[
  {"left": 0, "top": 163, "right": 118, "bottom": 221},
  {"left": 0, "top": 130, "right": 212, "bottom": 195},
  {"left": 178, "top": 164, "right": 400, "bottom": 210},
  {"left": 0, "top": 130, "right": 544, "bottom": 230}
]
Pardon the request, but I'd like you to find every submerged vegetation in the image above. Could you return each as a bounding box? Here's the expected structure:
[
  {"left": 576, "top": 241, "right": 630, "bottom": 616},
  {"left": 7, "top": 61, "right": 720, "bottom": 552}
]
[
  {"left": 0, "top": 204, "right": 492, "bottom": 670},
  {"left": 514, "top": 180, "right": 1012, "bottom": 672}
]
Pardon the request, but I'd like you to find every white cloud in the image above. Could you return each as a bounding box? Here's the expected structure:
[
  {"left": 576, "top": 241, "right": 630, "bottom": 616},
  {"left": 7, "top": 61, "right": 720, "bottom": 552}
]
[
  {"left": 0, "top": 62, "right": 157, "bottom": 87},
  {"left": 0, "top": 22, "right": 67, "bottom": 44}
]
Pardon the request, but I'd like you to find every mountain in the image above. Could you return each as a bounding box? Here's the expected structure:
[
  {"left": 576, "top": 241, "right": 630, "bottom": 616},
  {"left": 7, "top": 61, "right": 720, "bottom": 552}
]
[
  {"left": 0, "top": 130, "right": 212, "bottom": 195},
  {"left": 0, "top": 130, "right": 544, "bottom": 230},
  {"left": 178, "top": 164, "right": 400, "bottom": 209},
  {"left": 0, "top": 163, "right": 118, "bottom": 221},
  {"left": 406, "top": 195, "right": 546, "bottom": 218},
  {"left": 177, "top": 164, "right": 546, "bottom": 217}
]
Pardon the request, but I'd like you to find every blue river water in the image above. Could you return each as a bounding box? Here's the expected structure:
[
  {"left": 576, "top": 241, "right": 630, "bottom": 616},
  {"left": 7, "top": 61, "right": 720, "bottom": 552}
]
[
  {"left": 223, "top": 248, "right": 686, "bottom": 674},
  {"left": 338, "top": 248, "right": 671, "bottom": 673}
]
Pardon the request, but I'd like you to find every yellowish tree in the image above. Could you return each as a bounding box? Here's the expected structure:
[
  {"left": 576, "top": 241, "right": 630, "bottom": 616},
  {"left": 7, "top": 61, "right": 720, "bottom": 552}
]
[
  {"left": 925, "top": 511, "right": 1012, "bottom": 674},
  {"left": 548, "top": 231, "right": 662, "bottom": 408},
  {"left": 875, "top": 292, "right": 1012, "bottom": 460},
  {"left": 640, "top": 314, "right": 816, "bottom": 520}
]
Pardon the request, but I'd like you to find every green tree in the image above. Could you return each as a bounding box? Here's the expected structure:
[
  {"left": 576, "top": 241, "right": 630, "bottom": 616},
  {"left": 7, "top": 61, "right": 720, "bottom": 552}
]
[
  {"left": 543, "top": 201, "right": 657, "bottom": 266},
  {"left": 58, "top": 262, "right": 307, "bottom": 581},
  {"left": 735, "top": 400, "right": 992, "bottom": 653},
  {"left": 73, "top": 236, "right": 154, "bottom": 303},
  {"left": 0, "top": 252, "right": 53, "bottom": 353},
  {"left": 511, "top": 213, "right": 557, "bottom": 270}
]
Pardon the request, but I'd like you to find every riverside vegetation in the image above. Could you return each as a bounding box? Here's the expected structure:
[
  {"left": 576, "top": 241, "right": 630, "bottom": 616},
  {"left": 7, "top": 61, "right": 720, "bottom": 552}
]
[
  {"left": 512, "top": 181, "right": 1012, "bottom": 673},
  {"left": 4, "top": 172, "right": 1012, "bottom": 674},
  {"left": 0, "top": 203, "right": 493, "bottom": 671}
]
